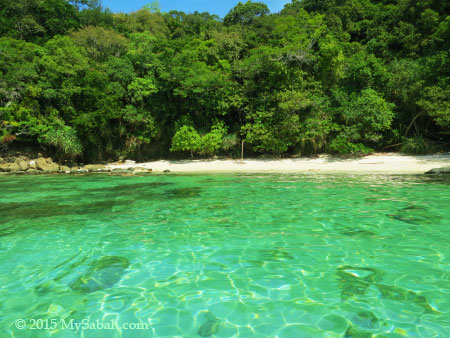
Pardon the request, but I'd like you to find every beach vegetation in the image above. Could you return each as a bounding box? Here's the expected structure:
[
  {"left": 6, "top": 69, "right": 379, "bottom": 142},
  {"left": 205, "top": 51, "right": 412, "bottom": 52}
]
[{"left": 1, "top": 0, "right": 449, "bottom": 161}]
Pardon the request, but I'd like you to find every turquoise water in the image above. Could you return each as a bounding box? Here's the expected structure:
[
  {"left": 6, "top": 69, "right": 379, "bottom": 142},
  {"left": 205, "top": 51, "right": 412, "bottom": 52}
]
[{"left": 0, "top": 173, "right": 449, "bottom": 338}]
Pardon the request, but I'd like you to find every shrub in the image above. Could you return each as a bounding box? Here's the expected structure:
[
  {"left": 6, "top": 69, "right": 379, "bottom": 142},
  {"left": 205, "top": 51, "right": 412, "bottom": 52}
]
[
  {"left": 400, "top": 136, "right": 438, "bottom": 154},
  {"left": 41, "top": 122, "right": 83, "bottom": 160},
  {"left": 197, "top": 122, "right": 227, "bottom": 156},
  {"left": 170, "top": 125, "right": 200, "bottom": 158},
  {"left": 221, "top": 133, "right": 240, "bottom": 154},
  {"left": 170, "top": 122, "right": 228, "bottom": 158},
  {"left": 329, "top": 134, "right": 373, "bottom": 155},
  {"left": 334, "top": 89, "right": 394, "bottom": 146}
]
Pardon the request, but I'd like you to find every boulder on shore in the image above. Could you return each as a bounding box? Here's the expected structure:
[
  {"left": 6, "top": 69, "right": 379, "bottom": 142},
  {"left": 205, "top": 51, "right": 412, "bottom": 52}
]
[
  {"left": 134, "top": 167, "right": 152, "bottom": 173},
  {"left": 0, "top": 163, "right": 20, "bottom": 172},
  {"left": 112, "top": 168, "right": 134, "bottom": 174},
  {"left": 425, "top": 167, "right": 450, "bottom": 175},
  {"left": 35, "top": 157, "right": 59, "bottom": 172},
  {"left": 17, "top": 160, "right": 29, "bottom": 171},
  {"left": 84, "top": 164, "right": 106, "bottom": 172},
  {"left": 59, "top": 166, "right": 71, "bottom": 172}
]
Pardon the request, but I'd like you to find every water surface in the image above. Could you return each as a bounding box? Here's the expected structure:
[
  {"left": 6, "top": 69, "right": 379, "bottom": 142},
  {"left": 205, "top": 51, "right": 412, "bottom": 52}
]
[{"left": 0, "top": 173, "right": 449, "bottom": 337}]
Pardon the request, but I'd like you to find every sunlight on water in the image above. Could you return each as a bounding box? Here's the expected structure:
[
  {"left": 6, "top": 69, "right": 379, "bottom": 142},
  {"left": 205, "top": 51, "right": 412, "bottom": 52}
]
[{"left": 0, "top": 173, "right": 449, "bottom": 337}]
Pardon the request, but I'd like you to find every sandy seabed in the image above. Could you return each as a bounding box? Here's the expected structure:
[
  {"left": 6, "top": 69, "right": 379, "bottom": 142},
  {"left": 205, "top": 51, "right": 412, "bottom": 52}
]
[{"left": 107, "top": 153, "right": 450, "bottom": 174}]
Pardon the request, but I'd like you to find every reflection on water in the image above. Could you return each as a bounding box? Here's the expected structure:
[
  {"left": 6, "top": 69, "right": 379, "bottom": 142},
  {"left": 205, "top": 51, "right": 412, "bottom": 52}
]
[{"left": 0, "top": 173, "right": 449, "bottom": 337}]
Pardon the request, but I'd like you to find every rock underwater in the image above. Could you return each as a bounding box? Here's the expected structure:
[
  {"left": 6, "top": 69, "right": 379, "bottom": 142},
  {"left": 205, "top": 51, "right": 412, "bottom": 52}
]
[
  {"left": 387, "top": 204, "right": 441, "bottom": 225},
  {"left": 336, "top": 265, "right": 439, "bottom": 314},
  {"left": 198, "top": 311, "right": 220, "bottom": 337},
  {"left": 69, "top": 256, "right": 130, "bottom": 293}
]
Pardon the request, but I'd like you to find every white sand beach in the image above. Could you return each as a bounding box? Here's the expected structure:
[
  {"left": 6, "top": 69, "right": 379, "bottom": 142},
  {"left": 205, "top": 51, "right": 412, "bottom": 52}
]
[{"left": 107, "top": 153, "right": 450, "bottom": 174}]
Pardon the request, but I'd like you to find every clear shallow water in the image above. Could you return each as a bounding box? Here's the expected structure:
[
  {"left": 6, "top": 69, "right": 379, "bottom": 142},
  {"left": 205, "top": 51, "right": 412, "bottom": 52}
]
[{"left": 0, "top": 173, "right": 449, "bottom": 338}]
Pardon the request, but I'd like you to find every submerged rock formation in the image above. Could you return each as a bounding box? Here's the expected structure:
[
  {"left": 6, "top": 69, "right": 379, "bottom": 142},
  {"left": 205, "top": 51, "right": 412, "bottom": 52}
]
[
  {"left": 336, "top": 266, "right": 384, "bottom": 301},
  {"left": 198, "top": 311, "right": 220, "bottom": 337},
  {"left": 388, "top": 205, "right": 441, "bottom": 225},
  {"left": 69, "top": 256, "right": 130, "bottom": 293},
  {"left": 336, "top": 265, "right": 438, "bottom": 312}
]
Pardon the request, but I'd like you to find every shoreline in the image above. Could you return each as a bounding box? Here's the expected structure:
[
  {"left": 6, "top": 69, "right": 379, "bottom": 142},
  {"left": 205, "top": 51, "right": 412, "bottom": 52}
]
[
  {"left": 1, "top": 153, "right": 449, "bottom": 176},
  {"left": 107, "top": 153, "right": 450, "bottom": 174}
]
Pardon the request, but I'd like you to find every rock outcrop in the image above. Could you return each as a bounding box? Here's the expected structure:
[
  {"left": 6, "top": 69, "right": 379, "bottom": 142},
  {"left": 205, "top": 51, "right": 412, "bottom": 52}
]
[
  {"left": 0, "top": 163, "right": 20, "bottom": 172},
  {"left": 0, "top": 156, "right": 61, "bottom": 174},
  {"left": 425, "top": 166, "right": 450, "bottom": 175},
  {"left": 17, "top": 159, "right": 29, "bottom": 171},
  {"left": 0, "top": 155, "right": 152, "bottom": 175},
  {"left": 59, "top": 166, "right": 71, "bottom": 173},
  {"left": 35, "top": 157, "right": 59, "bottom": 172}
]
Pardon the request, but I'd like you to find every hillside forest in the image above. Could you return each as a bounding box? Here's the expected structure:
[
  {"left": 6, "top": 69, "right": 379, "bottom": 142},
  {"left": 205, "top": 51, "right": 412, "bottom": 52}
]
[{"left": 1, "top": 0, "right": 450, "bottom": 162}]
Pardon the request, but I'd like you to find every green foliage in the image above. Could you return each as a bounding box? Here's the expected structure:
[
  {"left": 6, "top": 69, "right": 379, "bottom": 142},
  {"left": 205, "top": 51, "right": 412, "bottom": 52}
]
[
  {"left": 223, "top": 1, "right": 269, "bottom": 26},
  {"left": 334, "top": 89, "right": 394, "bottom": 145},
  {"left": 346, "top": 90, "right": 393, "bottom": 138},
  {"left": 128, "top": 77, "right": 157, "bottom": 104},
  {"left": 121, "top": 105, "right": 157, "bottom": 144},
  {"left": 400, "top": 136, "right": 438, "bottom": 155},
  {"left": 221, "top": 133, "right": 240, "bottom": 153},
  {"left": 170, "top": 122, "right": 227, "bottom": 157},
  {"left": 242, "top": 109, "right": 300, "bottom": 155},
  {"left": 299, "top": 112, "right": 337, "bottom": 155},
  {"left": 40, "top": 120, "right": 83, "bottom": 160},
  {"left": 197, "top": 122, "right": 228, "bottom": 156},
  {"left": 143, "top": 1, "right": 161, "bottom": 14},
  {"left": 329, "top": 134, "right": 373, "bottom": 155},
  {"left": 113, "top": 10, "right": 168, "bottom": 37},
  {"left": 0, "top": 37, "right": 41, "bottom": 106},
  {"left": 1, "top": 0, "right": 449, "bottom": 161},
  {"left": 70, "top": 26, "right": 128, "bottom": 61},
  {"left": 418, "top": 86, "right": 450, "bottom": 128},
  {"left": 317, "top": 36, "right": 346, "bottom": 88},
  {"left": 0, "top": 0, "right": 80, "bottom": 42},
  {"left": 170, "top": 125, "right": 200, "bottom": 157}
]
